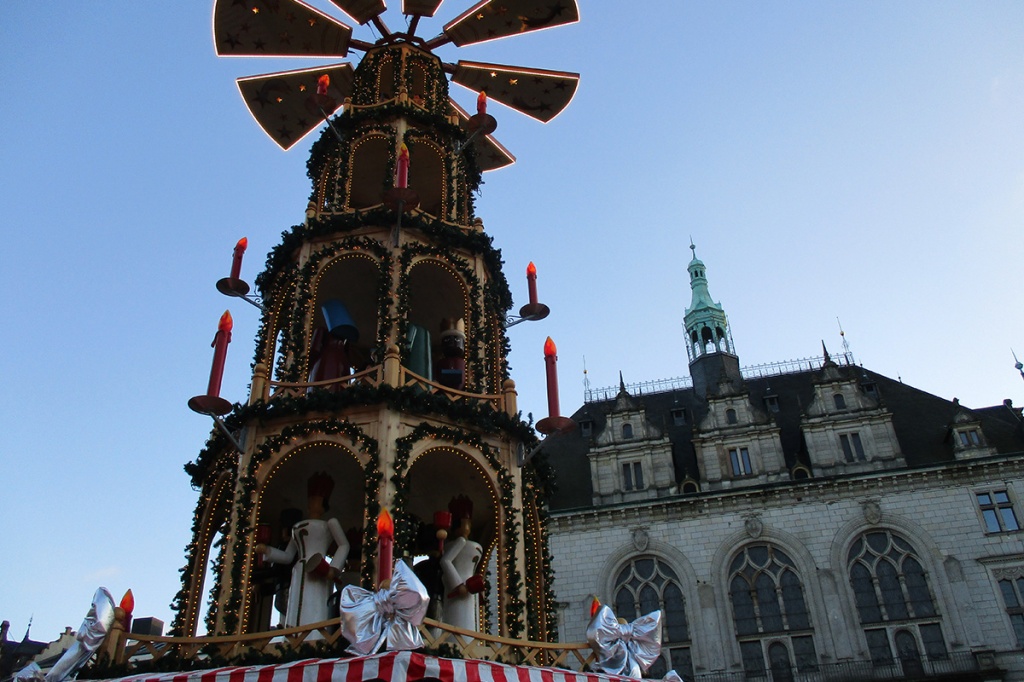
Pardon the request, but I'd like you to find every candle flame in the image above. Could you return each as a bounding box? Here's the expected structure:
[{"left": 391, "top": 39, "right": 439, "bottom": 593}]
[
  {"left": 235, "top": 236, "right": 248, "bottom": 252},
  {"left": 377, "top": 507, "right": 394, "bottom": 538},
  {"left": 544, "top": 336, "right": 557, "bottom": 357},
  {"left": 218, "top": 310, "right": 233, "bottom": 332},
  {"left": 526, "top": 261, "right": 537, "bottom": 277},
  {"left": 590, "top": 596, "right": 601, "bottom": 618},
  {"left": 399, "top": 143, "right": 409, "bottom": 159},
  {"left": 120, "top": 589, "right": 135, "bottom": 615}
]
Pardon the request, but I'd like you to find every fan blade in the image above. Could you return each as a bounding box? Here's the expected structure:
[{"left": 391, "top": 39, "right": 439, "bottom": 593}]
[
  {"left": 402, "top": 0, "right": 444, "bottom": 17},
  {"left": 237, "top": 64, "right": 355, "bottom": 150},
  {"left": 453, "top": 61, "right": 578, "bottom": 123},
  {"left": 450, "top": 99, "right": 515, "bottom": 171},
  {"left": 329, "top": 0, "right": 386, "bottom": 24},
  {"left": 214, "top": 0, "right": 352, "bottom": 58},
  {"left": 443, "top": 0, "right": 579, "bottom": 47}
]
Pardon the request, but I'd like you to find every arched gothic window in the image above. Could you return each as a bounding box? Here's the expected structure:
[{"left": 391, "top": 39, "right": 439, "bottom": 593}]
[
  {"left": 613, "top": 557, "right": 692, "bottom": 679},
  {"left": 847, "top": 530, "right": 948, "bottom": 670},
  {"left": 728, "top": 545, "right": 817, "bottom": 676}
]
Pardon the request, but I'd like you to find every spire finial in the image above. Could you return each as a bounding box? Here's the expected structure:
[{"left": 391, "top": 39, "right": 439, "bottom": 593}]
[
  {"left": 689, "top": 237, "right": 696, "bottom": 256},
  {"left": 619, "top": 370, "right": 626, "bottom": 392},
  {"left": 1014, "top": 348, "right": 1024, "bottom": 379},
  {"left": 822, "top": 340, "right": 831, "bottom": 363}
]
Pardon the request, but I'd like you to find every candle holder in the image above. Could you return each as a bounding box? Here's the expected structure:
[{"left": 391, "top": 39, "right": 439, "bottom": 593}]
[
  {"left": 460, "top": 113, "right": 497, "bottom": 151},
  {"left": 383, "top": 187, "right": 420, "bottom": 212},
  {"left": 187, "top": 394, "right": 233, "bottom": 416},
  {"left": 518, "top": 301, "right": 550, "bottom": 321},
  {"left": 216, "top": 276, "right": 250, "bottom": 297},
  {"left": 216, "top": 278, "right": 265, "bottom": 311},
  {"left": 536, "top": 415, "right": 576, "bottom": 435}
]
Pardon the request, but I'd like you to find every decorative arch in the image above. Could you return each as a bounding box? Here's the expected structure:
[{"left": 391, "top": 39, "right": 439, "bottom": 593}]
[
  {"left": 399, "top": 256, "right": 472, "bottom": 383},
  {"left": 305, "top": 252, "right": 384, "bottom": 382},
  {"left": 375, "top": 52, "right": 396, "bottom": 101},
  {"left": 248, "top": 440, "right": 366, "bottom": 632},
  {"left": 391, "top": 423, "right": 522, "bottom": 637},
  {"left": 407, "top": 138, "right": 446, "bottom": 216},
  {"left": 214, "top": 420, "right": 380, "bottom": 634},
  {"left": 173, "top": 470, "right": 232, "bottom": 636},
  {"left": 827, "top": 511, "right": 965, "bottom": 654},
  {"left": 599, "top": 539, "right": 703, "bottom": 676},
  {"left": 710, "top": 527, "right": 833, "bottom": 673},
  {"left": 347, "top": 133, "right": 391, "bottom": 209},
  {"left": 405, "top": 446, "right": 501, "bottom": 565},
  {"left": 830, "top": 516, "right": 957, "bottom": 670}
]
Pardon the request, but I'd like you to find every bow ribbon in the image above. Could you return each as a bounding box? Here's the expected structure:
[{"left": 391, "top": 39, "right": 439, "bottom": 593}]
[
  {"left": 586, "top": 604, "right": 663, "bottom": 678},
  {"left": 340, "top": 560, "right": 429, "bottom": 656}
]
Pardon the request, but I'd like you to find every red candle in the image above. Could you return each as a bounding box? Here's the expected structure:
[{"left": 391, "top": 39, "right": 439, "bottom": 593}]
[
  {"left": 230, "top": 237, "right": 248, "bottom": 280},
  {"left": 544, "top": 336, "right": 560, "bottom": 419},
  {"left": 526, "top": 261, "right": 538, "bottom": 306},
  {"left": 207, "top": 311, "right": 233, "bottom": 397},
  {"left": 377, "top": 507, "right": 394, "bottom": 587},
  {"left": 477, "top": 90, "right": 487, "bottom": 116},
  {"left": 396, "top": 144, "right": 409, "bottom": 189},
  {"left": 317, "top": 74, "right": 330, "bottom": 96}
]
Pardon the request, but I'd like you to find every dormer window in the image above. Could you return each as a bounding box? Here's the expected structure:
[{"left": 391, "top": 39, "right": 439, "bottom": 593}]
[
  {"left": 764, "top": 396, "right": 780, "bottom": 413},
  {"left": 840, "top": 433, "right": 866, "bottom": 462},
  {"left": 622, "top": 423, "right": 634, "bottom": 439},
  {"left": 579, "top": 420, "right": 593, "bottom": 438},
  {"left": 726, "top": 409, "right": 738, "bottom": 425},
  {"left": 862, "top": 382, "right": 878, "bottom": 398},
  {"left": 959, "top": 429, "right": 982, "bottom": 447},
  {"left": 671, "top": 408, "right": 687, "bottom": 426},
  {"left": 622, "top": 461, "right": 644, "bottom": 491},
  {"left": 729, "top": 447, "right": 752, "bottom": 476},
  {"left": 833, "top": 393, "right": 847, "bottom": 410}
]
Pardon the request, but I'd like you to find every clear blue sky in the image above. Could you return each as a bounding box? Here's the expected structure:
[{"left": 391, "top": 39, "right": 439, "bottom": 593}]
[{"left": 1, "top": 1, "right": 1023, "bottom": 640}]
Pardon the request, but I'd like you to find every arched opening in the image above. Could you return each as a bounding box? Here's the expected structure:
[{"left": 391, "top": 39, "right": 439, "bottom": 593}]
[
  {"left": 408, "top": 62, "right": 429, "bottom": 103},
  {"left": 376, "top": 54, "right": 396, "bottom": 101},
  {"left": 405, "top": 260, "right": 470, "bottom": 386},
  {"left": 405, "top": 447, "right": 499, "bottom": 633},
  {"left": 308, "top": 253, "right": 382, "bottom": 384},
  {"left": 348, "top": 134, "right": 390, "bottom": 209},
  {"left": 407, "top": 138, "right": 446, "bottom": 217},
  {"left": 250, "top": 443, "right": 365, "bottom": 632}
]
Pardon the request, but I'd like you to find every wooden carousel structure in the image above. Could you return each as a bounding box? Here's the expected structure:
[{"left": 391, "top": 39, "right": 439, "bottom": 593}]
[{"left": 171, "top": 0, "right": 580, "bottom": 653}]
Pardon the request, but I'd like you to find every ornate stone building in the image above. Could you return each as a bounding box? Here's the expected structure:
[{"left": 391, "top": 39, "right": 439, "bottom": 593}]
[{"left": 543, "top": 246, "right": 1024, "bottom": 681}]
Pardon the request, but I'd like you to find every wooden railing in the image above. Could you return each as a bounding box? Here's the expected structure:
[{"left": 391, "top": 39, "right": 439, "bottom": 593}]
[
  {"left": 267, "top": 365, "right": 383, "bottom": 400},
  {"left": 116, "top": 619, "right": 594, "bottom": 671},
  {"left": 399, "top": 368, "right": 505, "bottom": 412}
]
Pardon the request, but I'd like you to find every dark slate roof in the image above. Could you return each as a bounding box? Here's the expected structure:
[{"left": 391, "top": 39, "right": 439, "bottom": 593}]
[{"left": 543, "top": 365, "right": 1024, "bottom": 511}]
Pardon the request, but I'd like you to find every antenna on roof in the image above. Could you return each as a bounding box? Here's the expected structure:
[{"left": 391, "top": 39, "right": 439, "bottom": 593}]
[
  {"left": 837, "top": 317, "right": 854, "bottom": 364},
  {"left": 583, "top": 355, "right": 591, "bottom": 399}
]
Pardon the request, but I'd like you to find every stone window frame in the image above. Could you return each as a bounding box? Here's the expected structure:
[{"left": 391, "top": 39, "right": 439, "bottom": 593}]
[
  {"left": 622, "top": 460, "right": 644, "bottom": 491},
  {"left": 729, "top": 446, "right": 753, "bottom": 477},
  {"left": 846, "top": 530, "right": 949, "bottom": 668},
  {"left": 612, "top": 555, "right": 694, "bottom": 679},
  {"left": 974, "top": 487, "right": 1021, "bottom": 534},
  {"left": 839, "top": 432, "right": 866, "bottom": 463},
  {"left": 727, "top": 544, "right": 819, "bottom": 677}
]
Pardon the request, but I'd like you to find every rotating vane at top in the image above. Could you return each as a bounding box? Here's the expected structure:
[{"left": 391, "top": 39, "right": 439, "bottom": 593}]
[{"left": 213, "top": 0, "right": 580, "bottom": 167}]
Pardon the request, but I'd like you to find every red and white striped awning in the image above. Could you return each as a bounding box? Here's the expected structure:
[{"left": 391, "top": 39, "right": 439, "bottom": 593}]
[{"left": 112, "top": 651, "right": 634, "bottom": 682}]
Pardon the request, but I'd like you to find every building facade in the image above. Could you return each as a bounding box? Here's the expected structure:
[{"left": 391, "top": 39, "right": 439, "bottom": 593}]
[{"left": 543, "top": 247, "right": 1024, "bottom": 681}]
